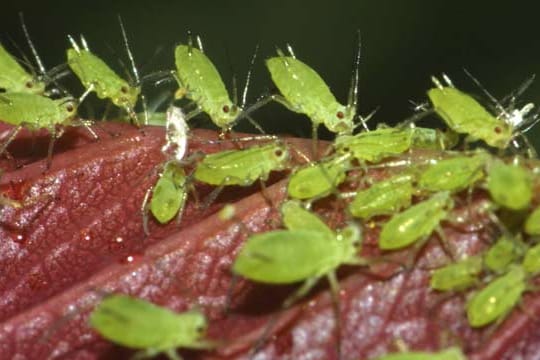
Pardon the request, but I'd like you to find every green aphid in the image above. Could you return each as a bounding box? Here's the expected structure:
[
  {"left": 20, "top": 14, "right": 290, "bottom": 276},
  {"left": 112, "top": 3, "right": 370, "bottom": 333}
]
[
  {"left": 262, "top": 39, "right": 364, "bottom": 137},
  {"left": 233, "top": 200, "right": 364, "bottom": 301},
  {"left": 522, "top": 243, "right": 540, "bottom": 275},
  {"left": 287, "top": 153, "right": 352, "bottom": 200},
  {"left": 0, "top": 43, "right": 46, "bottom": 94},
  {"left": 90, "top": 294, "right": 213, "bottom": 360},
  {"left": 487, "top": 160, "right": 532, "bottom": 210},
  {"left": 418, "top": 151, "right": 490, "bottom": 193},
  {"left": 484, "top": 234, "right": 524, "bottom": 273},
  {"left": 409, "top": 127, "right": 459, "bottom": 150},
  {"left": 428, "top": 76, "right": 513, "bottom": 149},
  {"left": 67, "top": 24, "right": 141, "bottom": 123},
  {"left": 430, "top": 255, "right": 483, "bottom": 292},
  {"left": 150, "top": 163, "right": 187, "bottom": 224},
  {"left": 379, "top": 192, "right": 453, "bottom": 250},
  {"left": 466, "top": 265, "right": 526, "bottom": 327},
  {"left": 335, "top": 127, "right": 415, "bottom": 163},
  {"left": 524, "top": 206, "right": 540, "bottom": 235},
  {"left": 174, "top": 38, "right": 257, "bottom": 133},
  {"left": 193, "top": 142, "right": 290, "bottom": 186},
  {"left": 375, "top": 346, "right": 466, "bottom": 360},
  {"left": 349, "top": 173, "right": 413, "bottom": 220}
]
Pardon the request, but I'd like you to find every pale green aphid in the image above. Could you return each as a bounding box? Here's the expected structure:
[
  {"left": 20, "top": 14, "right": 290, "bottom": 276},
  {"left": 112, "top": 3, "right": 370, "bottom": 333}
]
[
  {"left": 150, "top": 163, "right": 187, "bottom": 224},
  {"left": 0, "top": 92, "right": 93, "bottom": 166},
  {"left": 67, "top": 18, "right": 141, "bottom": 124},
  {"left": 375, "top": 346, "right": 466, "bottom": 360},
  {"left": 286, "top": 153, "right": 352, "bottom": 200},
  {"left": 174, "top": 38, "right": 257, "bottom": 133},
  {"left": 522, "top": 243, "right": 540, "bottom": 275},
  {"left": 427, "top": 75, "right": 534, "bottom": 149},
  {"left": 379, "top": 192, "right": 453, "bottom": 250},
  {"left": 252, "top": 38, "right": 366, "bottom": 139},
  {"left": 486, "top": 160, "right": 532, "bottom": 210},
  {"left": 233, "top": 200, "right": 365, "bottom": 304},
  {"left": 484, "top": 234, "right": 524, "bottom": 273},
  {"left": 349, "top": 173, "right": 413, "bottom": 219},
  {"left": 430, "top": 255, "right": 483, "bottom": 291},
  {"left": 335, "top": 127, "right": 413, "bottom": 163},
  {"left": 193, "top": 142, "right": 290, "bottom": 186},
  {"left": 466, "top": 265, "right": 526, "bottom": 327},
  {"left": 90, "top": 294, "right": 213, "bottom": 360},
  {"left": 418, "top": 151, "right": 490, "bottom": 193},
  {"left": 0, "top": 43, "right": 46, "bottom": 94},
  {"left": 334, "top": 126, "right": 452, "bottom": 164},
  {"left": 524, "top": 206, "right": 540, "bottom": 235}
]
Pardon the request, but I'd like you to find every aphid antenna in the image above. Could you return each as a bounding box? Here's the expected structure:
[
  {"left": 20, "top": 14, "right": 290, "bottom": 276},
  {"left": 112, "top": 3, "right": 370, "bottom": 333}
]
[
  {"left": 196, "top": 35, "right": 204, "bottom": 53},
  {"left": 118, "top": 15, "right": 148, "bottom": 125},
  {"left": 352, "top": 106, "right": 378, "bottom": 132},
  {"left": 463, "top": 68, "right": 509, "bottom": 118},
  {"left": 19, "top": 13, "right": 47, "bottom": 77},
  {"left": 118, "top": 15, "right": 140, "bottom": 86},
  {"left": 500, "top": 74, "right": 536, "bottom": 108},
  {"left": 67, "top": 35, "right": 80, "bottom": 53},
  {"left": 285, "top": 43, "right": 296, "bottom": 58},
  {"left": 241, "top": 44, "right": 259, "bottom": 109},
  {"left": 348, "top": 30, "right": 369, "bottom": 132}
]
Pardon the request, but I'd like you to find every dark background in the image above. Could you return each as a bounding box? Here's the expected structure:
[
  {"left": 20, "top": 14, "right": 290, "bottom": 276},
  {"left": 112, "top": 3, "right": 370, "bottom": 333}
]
[{"left": 2, "top": 0, "right": 540, "bottom": 146}]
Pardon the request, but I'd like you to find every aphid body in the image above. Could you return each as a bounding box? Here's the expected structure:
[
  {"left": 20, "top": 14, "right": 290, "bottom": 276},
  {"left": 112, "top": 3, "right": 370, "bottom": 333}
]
[
  {"left": 287, "top": 153, "right": 352, "bottom": 200},
  {"left": 266, "top": 52, "right": 356, "bottom": 134},
  {"left": 524, "top": 206, "right": 540, "bottom": 235},
  {"left": 67, "top": 34, "right": 140, "bottom": 121},
  {"left": 418, "top": 151, "right": 490, "bottom": 193},
  {"left": 90, "top": 294, "right": 212, "bottom": 359},
  {"left": 430, "top": 255, "right": 483, "bottom": 291},
  {"left": 379, "top": 192, "right": 453, "bottom": 250},
  {"left": 233, "top": 200, "right": 363, "bottom": 292},
  {"left": 193, "top": 142, "right": 290, "bottom": 186},
  {"left": 0, "top": 43, "right": 45, "bottom": 94},
  {"left": 466, "top": 265, "right": 526, "bottom": 327},
  {"left": 487, "top": 160, "right": 532, "bottom": 210},
  {"left": 349, "top": 173, "right": 414, "bottom": 220},
  {"left": 174, "top": 44, "right": 240, "bottom": 132}
]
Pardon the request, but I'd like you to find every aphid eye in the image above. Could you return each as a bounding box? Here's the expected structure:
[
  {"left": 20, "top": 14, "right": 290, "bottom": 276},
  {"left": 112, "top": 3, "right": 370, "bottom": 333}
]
[
  {"left": 222, "top": 105, "right": 230, "bottom": 113},
  {"left": 336, "top": 111, "right": 345, "bottom": 119},
  {"left": 274, "top": 149, "right": 284, "bottom": 157},
  {"left": 120, "top": 86, "right": 128, "bottom": 94},
  {"left": 25, "top": 81, "right": 33, "bottom": 89},
  {"left": 494, "top": 126, "right": 502, "bottom": 134},
  {"left": 66, "top": 104, "right": 75, "bottom": 112}
]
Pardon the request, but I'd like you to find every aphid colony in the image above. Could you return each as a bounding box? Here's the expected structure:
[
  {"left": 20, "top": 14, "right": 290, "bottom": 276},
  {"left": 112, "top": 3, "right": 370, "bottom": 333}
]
[{"left": 1, "top": 17, "right": 540, "bottom": 360}]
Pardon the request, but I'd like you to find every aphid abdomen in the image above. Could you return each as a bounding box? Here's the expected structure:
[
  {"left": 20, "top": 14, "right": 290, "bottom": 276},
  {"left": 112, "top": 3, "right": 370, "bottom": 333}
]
[
  {"left": 266, "top": 56, "right": 350, "bottom": 133},
  {"left": 379, "top": 192, "right": 452, "bottom": 250},
  {"left": 428, "top": 86, "right": 512, "bottom": 148},
  {"left": 67, "top": 49, "right": 139, "bottom": 108},
  {"left": 0, "top": 93, "right": 73, "bottom": 130},
  {"left": 174, "top": 45, "right": 235, "bottom": 128},
  {"left": 467, "top": 265, "right": 526, "bottom": 327},
  {"left": 233, "top": 229, "right": 338, "bottom": 284}
]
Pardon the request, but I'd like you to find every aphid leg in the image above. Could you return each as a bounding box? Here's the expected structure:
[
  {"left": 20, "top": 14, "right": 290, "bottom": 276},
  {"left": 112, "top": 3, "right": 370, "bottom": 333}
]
[
  {"left": 186, "top": 107, "right": 203, "bottom": 121},
  {"left": 45, "top": 126, "right": 65, "bottom": 170},
  {"left": 311, "top": 123, "right": 319, "bottom": 160},
  {"left": 435, "top": 227, "right": 457, "bottom": 262},
  {"left": 327, "top": 271, "right": 343, "bottom": 360},
  {"left": 0, "top": 125, "right": 23, "bottom": 159},
  {"left": 141, "top": 185, "right": 154, "bottom": 236},
  {"left": 249, "top": 277, "right": 320, "bottom": 357}
]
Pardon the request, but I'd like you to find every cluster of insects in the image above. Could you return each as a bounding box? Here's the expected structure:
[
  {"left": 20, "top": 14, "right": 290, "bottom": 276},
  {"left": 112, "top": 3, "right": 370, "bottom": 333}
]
[{"left": 2, "top": 15, "right": 540, "bottom": 360}]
